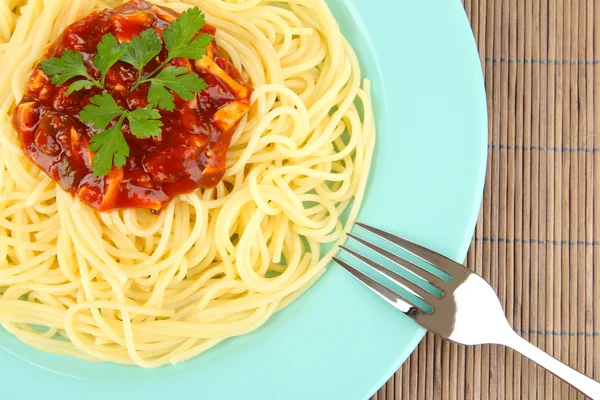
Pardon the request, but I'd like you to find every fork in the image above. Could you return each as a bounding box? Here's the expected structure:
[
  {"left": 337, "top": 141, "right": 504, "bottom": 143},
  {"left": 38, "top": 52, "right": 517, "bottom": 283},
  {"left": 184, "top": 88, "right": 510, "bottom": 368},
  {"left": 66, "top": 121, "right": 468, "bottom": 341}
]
[{"left": 334, "top": 222, "right": 600, "bottom": 399}]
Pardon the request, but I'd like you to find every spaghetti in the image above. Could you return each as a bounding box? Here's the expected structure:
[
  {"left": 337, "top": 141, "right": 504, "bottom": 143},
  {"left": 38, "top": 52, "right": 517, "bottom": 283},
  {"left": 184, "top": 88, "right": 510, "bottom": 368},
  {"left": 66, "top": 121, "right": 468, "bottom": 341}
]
[{"left": 0, "top": 0, "right": 375, "bottom": 367}]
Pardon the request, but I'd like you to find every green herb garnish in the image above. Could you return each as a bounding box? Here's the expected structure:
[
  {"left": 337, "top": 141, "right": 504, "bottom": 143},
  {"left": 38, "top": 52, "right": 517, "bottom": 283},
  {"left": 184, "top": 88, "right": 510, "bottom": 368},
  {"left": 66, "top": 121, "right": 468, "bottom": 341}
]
[
  {"left": 79, "top": 94, "right": 162, "bottom": 176},
  {"left": 120, "top": 28, "right": 164, "bottom": 84},
  {"left": 162, "top": 8, "right": 212, "bottom": 60},
  {"left": 127, "top": 106, "right": 163, "bottom": 138},
  {"left": 126, "top": 7, "right": 212, "bottom": 106},
  {"left": 40, "top": 7, "right": 212, "bottom": 177},
  {"left": 89, "top": 113, "right": 129, "bottom": 176},
  {"left": 79, "top": 93, "right": 124, "bottom": 131},
  {"left": 148, "top": 66, "right": 208, "bottom": 111},
  {"left": 93, "top": 34, "right": 126, "bottom": 85},
  {"left": 40, "top": 50, "right": 102, "bottom": 95}
]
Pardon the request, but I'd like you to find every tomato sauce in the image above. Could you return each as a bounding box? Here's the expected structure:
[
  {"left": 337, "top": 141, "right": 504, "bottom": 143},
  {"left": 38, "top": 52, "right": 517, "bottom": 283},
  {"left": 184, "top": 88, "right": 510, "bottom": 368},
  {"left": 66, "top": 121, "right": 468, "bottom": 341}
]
[{"left": 13, "top": 0, "right": 252, "bottom": 211}]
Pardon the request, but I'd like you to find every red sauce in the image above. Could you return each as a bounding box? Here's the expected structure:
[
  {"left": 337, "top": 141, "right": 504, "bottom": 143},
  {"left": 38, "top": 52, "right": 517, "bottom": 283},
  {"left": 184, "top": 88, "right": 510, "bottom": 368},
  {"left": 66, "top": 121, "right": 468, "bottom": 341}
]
[{"left": 13, "top": 0, "right": 252, "bottom": 211}]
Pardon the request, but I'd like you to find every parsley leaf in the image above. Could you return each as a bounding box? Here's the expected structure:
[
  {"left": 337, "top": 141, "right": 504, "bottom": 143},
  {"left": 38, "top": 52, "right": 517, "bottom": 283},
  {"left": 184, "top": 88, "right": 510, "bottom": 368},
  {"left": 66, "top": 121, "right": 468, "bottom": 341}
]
[
  {"left": 148, "top": 66, "right": 207, "bottom": 111},
  {"left": 163, "top": 7, "right": 212, "bottom": 60},
  {"left": 127, "top": 106, "right": 163, "bottom": 138},
  {"left": 93, "top": 34, "right": 125, "bottom": 84},
  {"left": 146, "top": 81, "right": 173, "bottom": 111},
  {"left": 40, "top": 49, "right": 98, "bottom": 86},
  {"left": 81, "top": 95, "right": 164, "bottom": 174},
  {"left": 66, "top": 80, "right": 96, "bottom": 95},
  {"left": 171, "top": 33, "right": 213, "bottom": 60},
  {"left": 119, "top": 28, "right": 163, "bottom": 72},
  {"left": 79, "top": 93, "right": 124, "bottom": 130},
  {"left": 124, "top": 7, "right": 211, "bottom": 106},
  {"left": 89, "top": 114, "right": 129, "bottom": 176}
]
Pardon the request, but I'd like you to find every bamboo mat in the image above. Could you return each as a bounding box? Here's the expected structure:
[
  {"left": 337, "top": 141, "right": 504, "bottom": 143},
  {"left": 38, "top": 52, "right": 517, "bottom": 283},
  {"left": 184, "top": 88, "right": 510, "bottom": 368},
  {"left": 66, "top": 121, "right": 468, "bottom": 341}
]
[{"left": 372, "top": 1, "right": 599, "bottom": 399}]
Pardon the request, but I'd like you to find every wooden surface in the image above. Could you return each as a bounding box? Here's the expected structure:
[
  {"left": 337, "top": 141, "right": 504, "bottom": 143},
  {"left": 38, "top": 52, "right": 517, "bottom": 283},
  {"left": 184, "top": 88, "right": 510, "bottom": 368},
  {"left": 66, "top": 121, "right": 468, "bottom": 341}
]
[{"left": 372, "top": 1, "right": 599, "bottom": 399}]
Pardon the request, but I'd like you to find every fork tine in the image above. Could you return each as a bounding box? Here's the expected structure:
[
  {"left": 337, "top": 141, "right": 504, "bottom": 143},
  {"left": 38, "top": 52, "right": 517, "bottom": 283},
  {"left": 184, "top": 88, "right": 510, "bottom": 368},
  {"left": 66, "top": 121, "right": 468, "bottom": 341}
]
[
  {"left": 347, "top": 233, "right": 446, "bottom": 288},
  {"left": 355, "top": 222, "right": 461, "bottom": 277},
  {"left": 339, "top": 245, "right": 437, "bottom": 302},
  {"left": 333, "top": 257, "right": 420, "bottom": 314}
]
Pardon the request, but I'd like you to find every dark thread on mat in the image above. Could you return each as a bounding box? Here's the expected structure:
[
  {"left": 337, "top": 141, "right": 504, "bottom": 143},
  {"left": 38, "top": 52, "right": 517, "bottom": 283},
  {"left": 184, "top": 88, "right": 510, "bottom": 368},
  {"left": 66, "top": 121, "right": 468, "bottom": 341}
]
[
  {"left": 473, "top": 237, "right": 600, "bottom": 246},
  {"left": 482, "top": 57, "right": 600, "bottom": 65},
  {"left": 489, "top": 144, "right": 600, "bottom": 152},
  {"left": 516, "top": 330, "right": 600, "bottom": 337}
]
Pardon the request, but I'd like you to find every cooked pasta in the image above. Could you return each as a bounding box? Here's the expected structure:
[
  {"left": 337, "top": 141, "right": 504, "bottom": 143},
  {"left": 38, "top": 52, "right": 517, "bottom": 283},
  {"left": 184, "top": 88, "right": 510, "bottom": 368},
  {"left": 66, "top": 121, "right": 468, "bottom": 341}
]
[{"left": 0, "top": 0, "right": 375, "bottom": 367}]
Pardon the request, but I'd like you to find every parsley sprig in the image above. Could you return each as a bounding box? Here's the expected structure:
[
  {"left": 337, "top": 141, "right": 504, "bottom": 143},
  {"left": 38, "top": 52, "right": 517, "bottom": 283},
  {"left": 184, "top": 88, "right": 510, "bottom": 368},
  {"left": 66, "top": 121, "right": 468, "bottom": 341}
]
[
  {"left": 40, "top": 50, "right": 103, "bottom": 95},
  {"left": 40, "top": 7, "right": 213, "bottom": 177},
  {"left": 130, "top": 8, "right": 212, "bottom": 93},
  {"left": 78, "top": 94, "right": 162, "bottom": 175}
]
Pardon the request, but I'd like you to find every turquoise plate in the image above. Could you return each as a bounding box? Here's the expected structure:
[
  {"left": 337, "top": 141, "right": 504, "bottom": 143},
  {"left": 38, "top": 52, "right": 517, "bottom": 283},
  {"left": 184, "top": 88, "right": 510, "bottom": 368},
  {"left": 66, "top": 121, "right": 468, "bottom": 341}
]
[{"left": 0, "top": 0, "right": 487, "bottom": 398}]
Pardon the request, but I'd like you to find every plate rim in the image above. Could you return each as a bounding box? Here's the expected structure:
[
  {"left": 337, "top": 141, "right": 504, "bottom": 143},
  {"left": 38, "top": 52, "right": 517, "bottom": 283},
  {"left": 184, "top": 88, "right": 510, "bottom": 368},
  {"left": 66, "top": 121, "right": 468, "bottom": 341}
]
[
  {"left": 0, "top": 0, "right": 488, "bottom": 398},
  {"left": 350, "top": 0, "right": 488, "bottom": 396}
]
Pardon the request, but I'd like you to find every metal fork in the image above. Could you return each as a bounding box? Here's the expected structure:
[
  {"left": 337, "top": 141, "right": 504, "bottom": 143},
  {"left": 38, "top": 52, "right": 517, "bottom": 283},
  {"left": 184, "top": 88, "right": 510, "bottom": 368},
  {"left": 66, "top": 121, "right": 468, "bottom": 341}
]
[{"left": 334, "top": 222, "right": 600, "bottom": 399}]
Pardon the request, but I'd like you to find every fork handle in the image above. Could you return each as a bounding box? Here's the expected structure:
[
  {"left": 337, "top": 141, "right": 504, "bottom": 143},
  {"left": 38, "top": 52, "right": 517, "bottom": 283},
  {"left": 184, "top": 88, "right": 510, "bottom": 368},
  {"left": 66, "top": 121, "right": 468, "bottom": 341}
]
[{"left": 502, "top": 331, "right": 600, "bottom": 399}]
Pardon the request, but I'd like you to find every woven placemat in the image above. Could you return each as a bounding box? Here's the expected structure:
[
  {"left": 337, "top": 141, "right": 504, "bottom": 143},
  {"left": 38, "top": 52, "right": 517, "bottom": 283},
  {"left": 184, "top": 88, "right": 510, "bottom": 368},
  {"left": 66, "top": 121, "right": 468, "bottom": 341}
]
[{"left": 372, "top": 1, "right": 599, "bottom": 399}]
